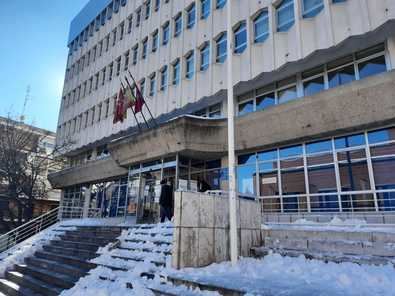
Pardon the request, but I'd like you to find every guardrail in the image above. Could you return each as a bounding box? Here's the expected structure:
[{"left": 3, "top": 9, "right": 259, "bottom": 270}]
[{"left": 0, "top": 207, "right": 59, "bottom": 254}]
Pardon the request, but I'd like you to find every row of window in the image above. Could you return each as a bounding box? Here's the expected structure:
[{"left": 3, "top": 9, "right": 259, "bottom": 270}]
[
  {"left": 66, "top": 0, "right": 228, "bottom": 83},
  {"left": 238, "top": 44, "right": 388, "bottom": 116},
  {"left": 237, "top": 126, "right": 395, "bottom": 212}
]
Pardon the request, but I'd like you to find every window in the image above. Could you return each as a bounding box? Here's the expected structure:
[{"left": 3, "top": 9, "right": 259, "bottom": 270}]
[
  {"left": 256, "top": 92, "right": 275, "bottom": 111},
  {"left": 140, "top": 79, "right": 146, "bottom": 96},
  {"left": 358, "top": 56, "right": 387, "bottom": 79},
  {"left": 101, "top": 68, "right": 106, "bottom": 85},
  {"left": 145, "top": 0, "right": 151, "bottom": 19},
  {"left": 91, "top": 107, "right": 96, "bottom": 125},
  {"left": 172, "top": 59, "right": 180, "bottom": 85},
  {"left": 201, "top": 0, "right": 211, "bottom": 19},
  {"left": 332, "top": 0, "right": 346, "bottom": 3},
  {"left": 216, "top": 0, "right": 226, "bottom": 9},
  {"left": 162, "top": 22, "right": 170, "bottom": 45},
  {"left": 127, "top": 15, "right": 133, "bottom": 33},
  {"left": 216, "top": 32, "right": 227, "bottom": 63},
  {"left": 277, "top": 0, "right": 295, "bottom": 32},
  {"left": 142, "top": 38, "right": 148, "bottom": 59},
  {"left": 328, "top": 64, "right": 355, "bottom": 88},
  {"left": 149, "top": 73, "right": 156, "bottom": 96},
  {"left": 114, "top": 0, "right": 120, "bottom": 13},
  {"left": 185, "top": 52, "right": 195, "bottom": 79},
  {"left": 200, "top": 43, "right": 210, "bottom": 71},
  {"left": 136, "top": 8, "right": 142, "bottom": 27},
  {"left": 98, "top": 41, "right": 103, "bottom": 57},
  {"left": 112, "top": 29, "right": 117, "bottom": 46},
  {"left": 152, "top": 31, "right": 159, "bottom": 52},
  {"left": 116, "top": 57, "right": 121, "bottom": 76},
  {"left": 119, "top": 22, "right": 125, "bottom": 40},
  {"left": 209, "top": 104, "right": 221, "bottom": 118},
  {"left": 253, "top": 10, "right": 269, "bottom": 43},
  {"left": 94, "top": 73, "right": 99, "bottom": 90},
  {"left": 155, "top": 0, "right": 160, "bottom": 11},
  {"left": 124, "top": 51, "right": 130, "bottom": 70},
  {"left": 239, "top": 99, "right": 254, "bottom": 116},
  {"left": 234, "top": 22, "right": 247, "bottom": 54},
  {"left": 108, "top": 63, "right": 114, "bottom": 80},
  {"left": 303, "top": 76, "right": 324, "bottom": 96},
  {"left": 187, "top": 3, "right": 196, "bottom": 29},
  {"left": 105, "top": 34, "right": 110, "bottom": 52},
  {"left": 278, "top": 84, "right": 297, "bottom": 104},
  {"left": 174, "top": 13, "right": 182, "bottom": 37},
  {"left": 160, "top": 66, "right": 168, "bottom": 91},
  {"left": 105, "top": 99, "right": 110, "bottom": 118},
  {"left": 132, "top": 45, "right": 138, "bottom": 65},
  {"left": 302, "top": 0, "right": 324, "bottom": 18}
]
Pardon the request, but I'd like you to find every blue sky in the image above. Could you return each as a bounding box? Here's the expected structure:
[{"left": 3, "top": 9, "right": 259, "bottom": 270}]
[{"left": 0, "top": 1, "right": 88, "bottom": 131}]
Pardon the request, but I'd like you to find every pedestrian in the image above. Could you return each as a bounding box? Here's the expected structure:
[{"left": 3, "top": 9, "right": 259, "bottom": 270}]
[{"left": 159, "top": 178, "right": 173, "bottom": 223}]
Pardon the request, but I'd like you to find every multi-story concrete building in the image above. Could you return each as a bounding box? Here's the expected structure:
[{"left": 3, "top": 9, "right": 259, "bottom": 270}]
[{"left": 51, "top": 0, "right": 395, "bottom": 223}]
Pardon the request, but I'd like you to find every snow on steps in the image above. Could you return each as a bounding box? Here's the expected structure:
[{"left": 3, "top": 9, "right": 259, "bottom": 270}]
[{"left": 0, "top": 225, "right": 121, "bottom": 296}]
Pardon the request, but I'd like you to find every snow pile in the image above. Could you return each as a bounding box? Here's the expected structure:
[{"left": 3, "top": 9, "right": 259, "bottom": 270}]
[
  {"left": 60, "top": 216, "right": 136, "bottom": 227},
  {"left": 170, "top": 254, "right": 395, "bottom": 296},
  {"left": 0, "top": 223, "right": 71, "bottom": 277}
]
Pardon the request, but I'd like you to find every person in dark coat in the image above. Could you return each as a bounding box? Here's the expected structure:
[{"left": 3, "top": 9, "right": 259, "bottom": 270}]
[{"left": 159, "top": 179, "right": 173, "bottom": 223}]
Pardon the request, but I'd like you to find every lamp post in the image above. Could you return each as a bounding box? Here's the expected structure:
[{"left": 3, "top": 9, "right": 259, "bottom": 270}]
[{"left": 226, "top": 0, "right": 238, "bottom": 266}]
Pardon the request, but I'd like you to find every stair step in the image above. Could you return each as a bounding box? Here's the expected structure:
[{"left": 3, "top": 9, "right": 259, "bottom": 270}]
[
  {"left": 43, "top": 245, "right": 97, "bottom": 259},
  {"left": 0, "top": 278, "right": 40, "bottom": 296},
  {"left": 118, "top": 246, "right": 172, "bottom": 256},
  {"left": 110, "top": 255, "right": 166, "bottom": 267},
  {"left": 124, "top": 238, "right": 172, "bottom": 246},
  {"left": 5, "top": 271, "right": 62, "bottom": 296},
  {"left": 14, "top": 264, "right": 77, "bottom": 290},
  {"left": 50, "top": 239, "right": 101, "bottom": 251},
  {"left": 59, "top": 234, "right": 117, "bottom": 245},
  {"left": 25, "top": 257, "right": 88, "bottom": 278},
  {"left": 35, "top": 251, "right": 96, "bottom": 270},
  {"left": 134, "top": 232, "right": 173, "bottom": 237}
]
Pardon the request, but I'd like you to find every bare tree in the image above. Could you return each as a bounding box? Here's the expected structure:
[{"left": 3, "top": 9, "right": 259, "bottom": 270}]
[{"left": 0, "top": 116, "right": 70, "bottom": 230}]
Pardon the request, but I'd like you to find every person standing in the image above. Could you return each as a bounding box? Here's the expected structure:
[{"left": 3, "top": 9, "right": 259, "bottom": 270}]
[{"left": 159, "top": 179, "right": 173, "bottom": 223}]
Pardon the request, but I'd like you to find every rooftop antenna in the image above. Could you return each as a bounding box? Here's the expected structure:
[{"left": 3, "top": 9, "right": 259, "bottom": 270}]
[{"left": 20, "top": 85, "right": 31, "bottom": 123}]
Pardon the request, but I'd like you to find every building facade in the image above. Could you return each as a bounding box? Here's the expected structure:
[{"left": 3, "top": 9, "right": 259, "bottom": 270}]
[{"left": 51, "top": 0, "right": 395, "bottom": 222}]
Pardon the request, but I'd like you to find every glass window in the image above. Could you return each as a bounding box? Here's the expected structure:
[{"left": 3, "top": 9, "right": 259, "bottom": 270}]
[
  {"left": 238, "top": 153, "right": 256, "bottom": 165},
  {"left": 335, "top": 133, "right": 365, "bottom": 149},
  {"left": 281, "top": 168, "right": 306, "bottom": 195},
  {"left": 132, "top": 45, "right": 138, "bottom": 64},
  {"left": 216, "top": 0, "right": 226, "bottom": 9},
  {"left": 308, "top": 165, "right": 337, "bottom": 193},
  {"left": 254, "top": 10, "right": 269, "bottom": 43},
  {"left": 333, "top": 0, "right": 346, "bottom": 3},
  {"left": 149, "top": 74, "right": 156, "bottom": 96},
  {"left": 258, "top": 150, "right": 277, "bottom": 162},
  {"left": 142, "top": 39, "right": 148, "bottom": 59},
  {"left": 306, "top": 140, "right": 332, "bottom": 154},
  {"left": 280, "top": 145, "right": 303, "bottom": 159},
  {"left": 145, "top": 0, "right": 151, "bottom": 19},
  {"left": 302, "top": 0, "right": 324, "bottom": 18},
  {"left": 256, "top": 92, "right": 275, "bottom": 111},
  {"left": 187, "top": 3, "right": 196, "bottom": 29},
  {"left": 216, "top": 33, "right": 227, "bottom": 63},
  {"left": 152, "top": 31, "right": 158, "bottom": 52},
  {"left": 234, "top": 22, "right": 247, "bottom": 54},
  {"left": 160, "top": 66, "right": 168, "bottom": 91},
  {"left": 200, "top": 43, "right": 210, "bottom": 71},
  {"left": 174, "top": 13, "right": 182, "bottom": 36},
  {"left": 358, "top": 56, "right": 387, "bottom": 80},
  {"left": 162, "top": 22, "right": 170, "bottom": 45},
  {"left": 277, "top": 0, "right": 295, "bottom": 32},
  {"left": 209, "top": 104, "right": 221, "bottom": 118},
  {"left": 186, "top": 52, "right": 195, "bottom": 79},
  {"left": 238, "top": 100, "right": 254, "bottom": 116},
  {"left": 172, "top": 59, "right": 180, "bottom": 85},
  {"left": 155, "top": 0, "right": 160, "bottom": 11},
  {"left": 368, "top": 128, "right": 395, "bottom": 144},
  {"left": 136, "top": 8, "right": 141, "bottom": 27},
  {"left": 328, "top": 64, "right": 355, "bottom": 88},
  {"left": 237, "top": 164, "right": 256, "bottom": 196},
  {"left": 201, "top": 0, "right": 211, "bottom": 19},
  {"left": 278, "top": 85, "right": 297, "bottom": 104},
  {"left": 303, "top": 76, "right": 325, "bottom": 96}
]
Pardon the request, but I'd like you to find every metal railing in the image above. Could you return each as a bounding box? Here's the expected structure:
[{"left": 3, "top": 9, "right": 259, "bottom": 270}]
[
  {"left": 58, "top": 206, "right": 102, "bottom": 220},
  {"left": 0, "top": 207, "right": 59, "bottom": 254}
]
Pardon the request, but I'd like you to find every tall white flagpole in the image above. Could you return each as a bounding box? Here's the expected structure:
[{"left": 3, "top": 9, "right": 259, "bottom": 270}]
[{"left": 226, "top": 0, "right": 238, "bottom": 265}]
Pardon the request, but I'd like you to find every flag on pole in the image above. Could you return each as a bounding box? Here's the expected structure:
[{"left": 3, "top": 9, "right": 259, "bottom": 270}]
[
  {"left": 134, "top": 87, "right": 145, "bottom": 113},
  {"left": 124, "top": 84, "right": 136, "bottom": 108},
  {"left": 113, "top": 88, "right": 126, "bottom": 124}
]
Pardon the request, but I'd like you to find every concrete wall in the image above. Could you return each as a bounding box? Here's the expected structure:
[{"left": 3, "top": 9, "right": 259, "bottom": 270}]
[{"left": 172, "top": 191, "right": 261, "bottom": 269}]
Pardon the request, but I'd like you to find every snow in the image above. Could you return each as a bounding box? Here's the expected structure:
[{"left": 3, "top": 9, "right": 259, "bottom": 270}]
[
  {"left": 0, "top": 223, "right": 72, "bottom": 277},
  {"left": 170, "top": 254, "right": 395, "bottom": 296},
  {"left": 263, "top": 216, "right": 395, "bottom": 233},
  {"left": 60, "top": 216, "right": 137, "bottom": 227}
]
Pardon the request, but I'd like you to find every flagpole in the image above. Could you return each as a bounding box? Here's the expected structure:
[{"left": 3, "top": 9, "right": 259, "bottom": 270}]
[
  {"left": 226, "top": 0, "right": 238, "bottom": 266},
  {"left": 127, "top": 70, "right": 158, "bottom": 127},
  {"left": 124, "top": 76, "right": 150, "bottom": 129},
  {"left": 120, "top": 80, "right": 142, "bottom": 132}
]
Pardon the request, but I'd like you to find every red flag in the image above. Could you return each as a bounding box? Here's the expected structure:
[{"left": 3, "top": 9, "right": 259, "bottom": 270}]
[
  {"left": 113, "top": 89, "right": 125, "bottom": 124},
  {"left": 134, "top": 87, "right": 145, "bottom": 113}
]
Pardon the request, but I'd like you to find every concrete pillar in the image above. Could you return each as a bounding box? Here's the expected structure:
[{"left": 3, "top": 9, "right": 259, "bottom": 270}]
[
  {"left": 82, "top": 184, "right": 92, "bottom": 218},
  {"left": 58, "top": 190, "right": 65, "bottom": 220},
  {"left": 386, "top": 36, "right": 395, "bottom": 70}
]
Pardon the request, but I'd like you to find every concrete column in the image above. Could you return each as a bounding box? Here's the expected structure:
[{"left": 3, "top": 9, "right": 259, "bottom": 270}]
[
  {"left": 82, "top": 184, "right": 93, "bottom": 218},
  {"left": 58, "top": 190, "right": 65, "bottom": 220},
  {"left": 386, "top": 36, "right": 395, "bottom": 70}
]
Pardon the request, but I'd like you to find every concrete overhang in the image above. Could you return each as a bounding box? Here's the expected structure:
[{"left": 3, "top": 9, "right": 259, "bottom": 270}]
[{"left": 48, "top": 157, "right": 128, "bottom": 189}]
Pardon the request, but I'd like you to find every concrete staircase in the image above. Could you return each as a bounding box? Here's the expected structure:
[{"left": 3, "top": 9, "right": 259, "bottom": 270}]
[{"left": 0, "top": 226, "right": 121, "bottom": 296}]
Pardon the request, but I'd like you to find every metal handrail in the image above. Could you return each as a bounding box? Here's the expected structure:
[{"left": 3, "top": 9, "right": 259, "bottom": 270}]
[{"left": 0, "top": 206, "right": 59, "bottom": 254}]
